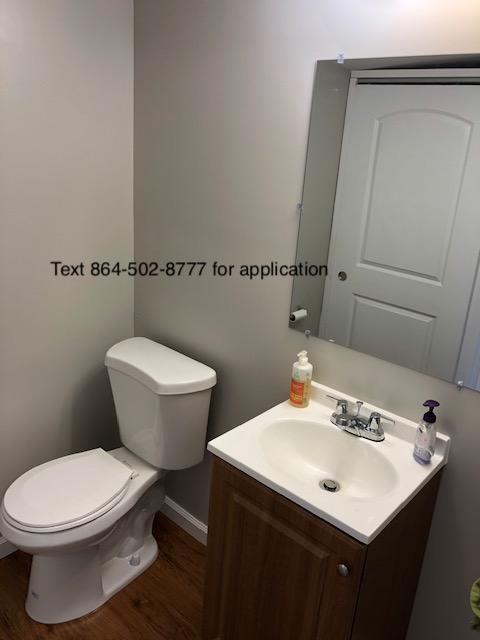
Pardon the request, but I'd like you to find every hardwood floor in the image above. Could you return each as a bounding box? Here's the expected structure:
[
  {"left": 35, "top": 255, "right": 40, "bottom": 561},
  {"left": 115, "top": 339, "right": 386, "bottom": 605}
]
[{"left": 0, "top": 515, "right": 206, "bottom": 640}]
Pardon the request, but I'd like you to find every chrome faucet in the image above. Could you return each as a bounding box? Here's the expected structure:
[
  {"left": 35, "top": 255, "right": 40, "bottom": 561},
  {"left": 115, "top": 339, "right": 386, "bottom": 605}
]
[{"left": 326, "top": 395, "right": 395, "bottom": 442}]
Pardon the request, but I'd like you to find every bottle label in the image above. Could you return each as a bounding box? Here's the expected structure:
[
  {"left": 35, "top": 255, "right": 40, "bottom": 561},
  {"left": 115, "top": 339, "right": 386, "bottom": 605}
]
[
  {"left": 290, "top": 379, "right": 311, "bottom": 406},
  {"left": 417, "top": 432, "right": 430, "bottom": 448},
  {"left": 290, "top": 381, "right": 304, "bottom": 405}
]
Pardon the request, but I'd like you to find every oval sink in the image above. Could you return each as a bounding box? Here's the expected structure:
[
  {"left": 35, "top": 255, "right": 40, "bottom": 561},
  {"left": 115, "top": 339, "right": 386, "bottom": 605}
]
[{"left": 260, "top": 419, "right": 398, "bottom": 499}]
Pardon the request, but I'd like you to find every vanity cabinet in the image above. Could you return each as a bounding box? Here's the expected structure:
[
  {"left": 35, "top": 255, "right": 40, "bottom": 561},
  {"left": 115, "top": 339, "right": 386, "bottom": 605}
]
[{"left": 203, "top": 458, "right": 441, "bottom": 640}]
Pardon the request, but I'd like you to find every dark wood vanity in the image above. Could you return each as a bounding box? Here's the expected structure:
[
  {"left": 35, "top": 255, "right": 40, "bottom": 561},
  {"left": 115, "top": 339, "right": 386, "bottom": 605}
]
[{"left": 203, "top": 458, "right": 442, "bottom": 640}]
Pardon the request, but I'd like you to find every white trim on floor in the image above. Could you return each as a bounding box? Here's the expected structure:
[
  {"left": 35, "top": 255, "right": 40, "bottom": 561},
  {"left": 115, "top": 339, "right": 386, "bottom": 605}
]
[
  {"left": 161, "top": 496, "right": 208, "bottom": 546},
  {"left": 0, "top": 536, "right": 16, "bottom": 560}
]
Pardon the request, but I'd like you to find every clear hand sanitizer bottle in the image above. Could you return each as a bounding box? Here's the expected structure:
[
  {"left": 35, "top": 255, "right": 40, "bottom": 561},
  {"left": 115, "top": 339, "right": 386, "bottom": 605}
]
[{"left": 413, "top": 400, "right": 439, "bottom": 464}]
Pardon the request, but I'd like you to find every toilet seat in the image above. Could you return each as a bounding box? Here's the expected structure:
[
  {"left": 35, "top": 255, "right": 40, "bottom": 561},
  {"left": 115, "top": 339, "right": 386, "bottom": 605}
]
[{"left": 2, "top": 449, "right": 134, "bottom": 533}]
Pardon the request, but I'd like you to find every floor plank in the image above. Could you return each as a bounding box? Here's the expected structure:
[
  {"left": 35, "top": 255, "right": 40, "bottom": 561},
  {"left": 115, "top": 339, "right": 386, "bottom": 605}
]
[{"left": 0, "top": 514, "right": 206, "bottom": 640}]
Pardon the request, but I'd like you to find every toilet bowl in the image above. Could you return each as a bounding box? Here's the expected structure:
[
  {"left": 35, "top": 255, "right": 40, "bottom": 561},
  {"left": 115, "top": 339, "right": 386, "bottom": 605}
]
[{"left": 0, "top": 338, "right": 216, "bottom": 624}]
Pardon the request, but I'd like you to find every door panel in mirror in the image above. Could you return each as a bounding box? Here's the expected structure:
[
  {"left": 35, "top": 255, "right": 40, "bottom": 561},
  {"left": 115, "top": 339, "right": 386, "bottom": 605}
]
[
  {"left": 361, "top": 110, "right": 471, "bottom": 280},
  {"left": 348, "top": 295, "right": 435, "bottom": 372}
]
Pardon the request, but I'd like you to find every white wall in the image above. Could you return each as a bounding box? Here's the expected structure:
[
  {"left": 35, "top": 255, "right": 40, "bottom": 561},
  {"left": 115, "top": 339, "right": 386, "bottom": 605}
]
[
  {"left": 0, "top": 0, "right": 134, "bottom": 499},
  {"left": 134, "top": 1, "right": 480, "bottom": 638}
]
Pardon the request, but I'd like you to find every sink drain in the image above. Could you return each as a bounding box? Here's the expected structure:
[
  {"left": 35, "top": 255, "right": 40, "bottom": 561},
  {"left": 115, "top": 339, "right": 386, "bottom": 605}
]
[{"left": 321, "top": 479, "right": 340, "bottom": 493}]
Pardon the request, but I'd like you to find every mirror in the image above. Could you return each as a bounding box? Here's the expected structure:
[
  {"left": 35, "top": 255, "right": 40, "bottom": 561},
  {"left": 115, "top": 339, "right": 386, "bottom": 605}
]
[{"left": 290, "top": 57, "right": 480, "bottom": 391}]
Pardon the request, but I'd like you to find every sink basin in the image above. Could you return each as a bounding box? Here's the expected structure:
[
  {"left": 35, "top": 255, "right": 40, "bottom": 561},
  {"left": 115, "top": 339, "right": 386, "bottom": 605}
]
[
  {"left": 208, "top": 382, "right": 450, "bottom": 543},
  {"left": 261, "top": 419, "right": 398, "bottom": 499}
]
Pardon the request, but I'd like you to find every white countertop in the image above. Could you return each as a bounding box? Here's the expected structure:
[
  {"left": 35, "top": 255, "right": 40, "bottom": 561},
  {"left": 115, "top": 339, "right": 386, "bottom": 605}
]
[{"left": 208, "top": 381, "right": 449, "bottom": 543}]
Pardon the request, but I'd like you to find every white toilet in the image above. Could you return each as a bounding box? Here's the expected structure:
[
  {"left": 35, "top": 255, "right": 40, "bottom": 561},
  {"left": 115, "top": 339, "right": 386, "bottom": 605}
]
[{"left": 0, "top": 337, "right": 216, "bottom": 624}]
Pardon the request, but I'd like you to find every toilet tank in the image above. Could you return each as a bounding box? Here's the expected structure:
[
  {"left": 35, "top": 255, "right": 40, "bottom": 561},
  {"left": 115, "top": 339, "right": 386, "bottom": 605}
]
[{"left": 105, "top": 338, "right": 216, "bottom": 470}]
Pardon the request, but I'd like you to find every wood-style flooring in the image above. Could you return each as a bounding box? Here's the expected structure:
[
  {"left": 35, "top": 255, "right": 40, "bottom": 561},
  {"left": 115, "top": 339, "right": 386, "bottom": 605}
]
[{"left": 0, "top": 514, "right": 206, "bottom": 640}]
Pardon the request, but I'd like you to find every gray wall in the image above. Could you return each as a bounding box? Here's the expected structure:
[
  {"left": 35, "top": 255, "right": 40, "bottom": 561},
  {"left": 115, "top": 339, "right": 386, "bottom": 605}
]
[
  {"left": 134, "top": 1, "right": 480, "bottom": 638},
  {"left": 0, "top": 0, "right": 134, "bottom": 499}
]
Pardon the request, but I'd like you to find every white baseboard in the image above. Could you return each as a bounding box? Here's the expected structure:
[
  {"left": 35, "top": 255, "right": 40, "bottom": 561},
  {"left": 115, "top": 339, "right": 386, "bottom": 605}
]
[
  {"left": 161, "top": 496, "right": 208, "bottom": 546},
  {"left": 0, "top": 536, "right": 16, "bottom": 560}
]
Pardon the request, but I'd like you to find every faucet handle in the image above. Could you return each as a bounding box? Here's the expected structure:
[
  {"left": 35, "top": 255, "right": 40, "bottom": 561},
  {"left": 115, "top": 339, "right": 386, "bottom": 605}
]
[
  {"left": 367, "top": 411, "right": 395, "bottom": 433},
  {"left": 326, "top": 394, "right": 349, "bottom": 415}
]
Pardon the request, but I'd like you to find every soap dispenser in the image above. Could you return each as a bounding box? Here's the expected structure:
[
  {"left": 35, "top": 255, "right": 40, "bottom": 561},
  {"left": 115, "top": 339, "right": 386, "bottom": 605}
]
[
  {"left": 413, "top": 400, "right": 439, "bottom": 464},
  {"left": 289, "top": 351, "right": 313, "bottom": 408}
]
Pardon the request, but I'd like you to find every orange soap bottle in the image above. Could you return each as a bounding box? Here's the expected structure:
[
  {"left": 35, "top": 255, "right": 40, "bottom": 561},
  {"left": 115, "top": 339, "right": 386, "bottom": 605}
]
[{"left": 289, "top": 351, "right": 313, "bottom": 408}]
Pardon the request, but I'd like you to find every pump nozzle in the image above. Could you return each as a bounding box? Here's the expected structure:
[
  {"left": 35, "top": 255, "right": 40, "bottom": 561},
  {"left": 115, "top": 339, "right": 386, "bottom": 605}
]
[
  {"left": 297, "top": 351, "right": 308, "bottom": 364},
  {"left": 422, "top": 400, "right": 439, "bottom": 423}
]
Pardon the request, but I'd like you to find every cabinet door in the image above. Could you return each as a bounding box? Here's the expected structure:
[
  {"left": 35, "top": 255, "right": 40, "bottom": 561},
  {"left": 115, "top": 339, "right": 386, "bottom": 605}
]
[{"left": 203, "top": 459, "right": 366, "bottom": 640}]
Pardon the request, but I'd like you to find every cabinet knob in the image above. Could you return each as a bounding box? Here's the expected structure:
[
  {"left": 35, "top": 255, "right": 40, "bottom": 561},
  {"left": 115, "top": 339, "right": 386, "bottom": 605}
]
[{"left": 337, "top": 563, "right": 349, "bottom": 577}]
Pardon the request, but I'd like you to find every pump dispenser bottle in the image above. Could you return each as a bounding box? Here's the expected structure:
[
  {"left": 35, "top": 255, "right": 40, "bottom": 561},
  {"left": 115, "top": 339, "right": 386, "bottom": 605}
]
[
  {"left": 413, "top": 400, "right": 439, "bottom": 464},
  {"left": 289, "top": 351, "right": 313, "bottom": 408}
]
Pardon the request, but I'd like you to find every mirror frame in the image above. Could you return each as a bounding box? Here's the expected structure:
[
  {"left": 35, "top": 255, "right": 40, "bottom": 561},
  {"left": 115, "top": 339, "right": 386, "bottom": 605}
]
[{"left": 290, "top": 52, "right": 480, "bottom": 390}]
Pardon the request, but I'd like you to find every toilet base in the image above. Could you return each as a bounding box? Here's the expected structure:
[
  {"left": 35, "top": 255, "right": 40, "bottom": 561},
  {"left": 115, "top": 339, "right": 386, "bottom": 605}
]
[
  {"left": 102, "top": 534, "right": 158, "bottom": 601},
  {"left": 25, "top": 482, "right": 164, "bottom": 624},
  {"left": 26, "top": 536, "right": 158, "bottom": 624}
]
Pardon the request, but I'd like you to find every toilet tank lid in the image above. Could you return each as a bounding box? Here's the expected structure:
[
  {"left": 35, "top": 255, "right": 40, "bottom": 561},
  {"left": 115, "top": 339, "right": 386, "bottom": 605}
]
[{"left": 105, "top": 337, "right": 217, "bottom": 395}]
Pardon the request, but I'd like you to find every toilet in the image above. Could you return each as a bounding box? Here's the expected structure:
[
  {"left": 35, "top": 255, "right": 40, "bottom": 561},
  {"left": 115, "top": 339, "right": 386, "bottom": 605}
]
[{"left": 0, "top": 337, "right": 216, "bottom": 624}]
